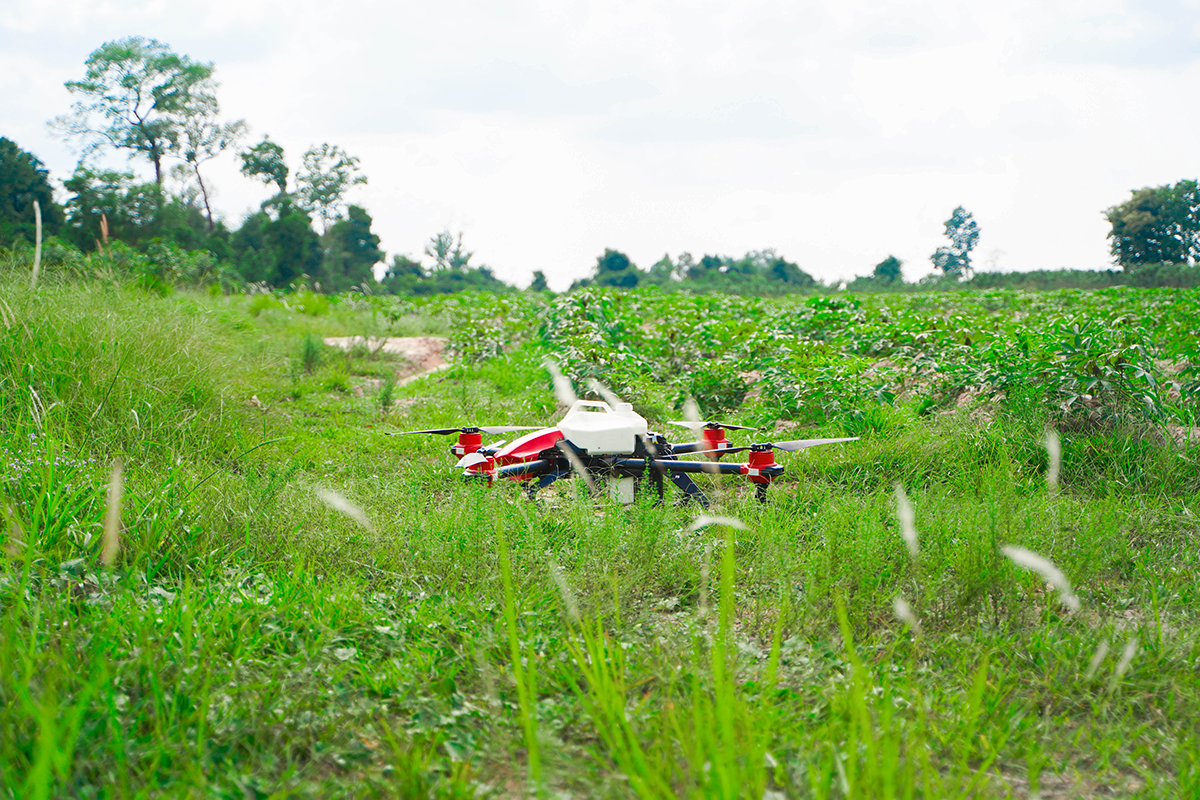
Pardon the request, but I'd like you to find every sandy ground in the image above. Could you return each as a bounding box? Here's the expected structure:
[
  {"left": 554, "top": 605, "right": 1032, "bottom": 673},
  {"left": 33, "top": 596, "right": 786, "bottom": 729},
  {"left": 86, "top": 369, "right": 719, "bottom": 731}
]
[{"left": 322, "top": 336, "right": 449, "bottom": 384}]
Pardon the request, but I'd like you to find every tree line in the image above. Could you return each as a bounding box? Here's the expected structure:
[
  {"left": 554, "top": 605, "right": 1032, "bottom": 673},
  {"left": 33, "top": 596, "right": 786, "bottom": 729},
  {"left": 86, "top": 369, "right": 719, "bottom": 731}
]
[{"left": 2, "top": 36, "right": 1200, "bottom": 294}]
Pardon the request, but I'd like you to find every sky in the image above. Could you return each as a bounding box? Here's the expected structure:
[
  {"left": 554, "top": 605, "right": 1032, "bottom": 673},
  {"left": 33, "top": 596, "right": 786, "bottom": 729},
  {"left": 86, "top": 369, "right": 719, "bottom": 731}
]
[{"left": 3, "top": 0, "right": 1200, "bottom": 290}]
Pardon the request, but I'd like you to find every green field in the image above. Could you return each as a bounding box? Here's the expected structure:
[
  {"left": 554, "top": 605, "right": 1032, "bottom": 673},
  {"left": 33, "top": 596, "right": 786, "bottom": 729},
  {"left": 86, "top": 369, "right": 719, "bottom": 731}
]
[{"left": 2, "top": 271, "right": 1198, "bottom": 798}]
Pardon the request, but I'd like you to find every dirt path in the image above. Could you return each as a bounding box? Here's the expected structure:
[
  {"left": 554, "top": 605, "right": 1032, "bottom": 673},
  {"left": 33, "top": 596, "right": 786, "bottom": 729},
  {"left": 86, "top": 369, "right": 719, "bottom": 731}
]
[{"left": 323, "top": 336, "right": 450, "bottom": 384}]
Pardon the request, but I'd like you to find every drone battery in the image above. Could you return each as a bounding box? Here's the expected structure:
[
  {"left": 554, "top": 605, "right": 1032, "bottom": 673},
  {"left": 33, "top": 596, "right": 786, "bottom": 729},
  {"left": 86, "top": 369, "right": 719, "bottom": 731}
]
[{"left": 557, "top": 400, "right": 648, "bottom": 455}]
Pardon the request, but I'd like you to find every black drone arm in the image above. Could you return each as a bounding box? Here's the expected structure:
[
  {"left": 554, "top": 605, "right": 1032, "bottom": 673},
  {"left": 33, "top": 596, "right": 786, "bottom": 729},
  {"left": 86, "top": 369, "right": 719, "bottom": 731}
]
[{"left": 611, "top": 458, "right": 785, "bottom": 479}]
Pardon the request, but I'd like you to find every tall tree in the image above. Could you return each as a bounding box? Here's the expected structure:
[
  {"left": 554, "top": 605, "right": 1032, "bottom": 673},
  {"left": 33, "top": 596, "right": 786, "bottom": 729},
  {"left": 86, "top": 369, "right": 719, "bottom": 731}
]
[
  {"left": 177, "top": 109, "right": 246, "bottom": 231},
  {"left": 594, "top": 248, "right": 641, "bottom": 288},
  {"left": 239, "top": 136, "right": 289, "bottom": 197},
  {"left": 873, "top": 255, "right": 903, "bottom": 284},
  {"left": 0, "top": 137, "right": 64, "bottom": 247},
  {"left": 764, "top": 254, "right": 815, "bottom": 286},
  {"left": 321, "top": 205, "right": 383, "bottom": 292},
  {"left": 930, "top": 206, "right": 979, "bottom": 278},
  {"left": 424, "top": 229, "right": 473, "bottom": 271},
  {"left": 296, "top": 144, "right": 366, "bottom": 232},
  {"left": 53, "top": 37, "right": 215, "bottom": 185},
  {"left": 529, "top": 270, "right": 549, "bottom": 292},
  {"left": 1105, "top": 181, "right": 1200, "bottom": 268}
]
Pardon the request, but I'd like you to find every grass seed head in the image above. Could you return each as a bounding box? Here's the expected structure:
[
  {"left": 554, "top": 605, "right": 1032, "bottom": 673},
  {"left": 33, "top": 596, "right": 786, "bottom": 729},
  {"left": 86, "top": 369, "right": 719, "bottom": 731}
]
[
  {"left": 542, "top": 358, "right": 577, "bottom": 406},
  {"left": 892, "top": 596, "right": 921, "bottom": 633},
  {"left": 1085, "top": 639, "right": 1110, "bottom": 679},
  {"left": 1001, "top": 545, "right": 1080, "bottom": 611},
  {"left": 554, "top": 440, "right": 597, "bottom": 494},
  {"left": 587, "top": 378, "right": 622, "bottom": 407},
  {"left": 315, "top": 487, "right": 376, "bottom": 532},
  {"left": 690, "top": 514, "right": 747, "bottom": 531},
  {"left": 548, "top": 560, "right": 580, "bottom": 622},
  {"left": 1045, "top": 427, "right": 1061, "bottom": 493},
  {"left": 3, "top": 502, "right": 26, "bottom": 558},
  {"left": 894, "top": 482, "right": 918, "bottom": 558},
  {"left": 101, "top": 460, "right": 123, "bottom": 567},
  {"left": 1113, "top": 637, "right": 1138, "bottom": 683}
]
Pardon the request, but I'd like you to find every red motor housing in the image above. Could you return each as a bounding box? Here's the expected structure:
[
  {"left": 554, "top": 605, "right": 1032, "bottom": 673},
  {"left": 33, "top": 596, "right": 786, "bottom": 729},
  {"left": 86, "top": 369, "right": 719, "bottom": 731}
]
[
  {"left": 451, "top": 430, "right": 484, "bottom": 457},
  {"left": 701, "top": 425, "right": 731, "bottom": 455},
  {"left": 740, "top": 447, "right": 777, "bottom": 484}
]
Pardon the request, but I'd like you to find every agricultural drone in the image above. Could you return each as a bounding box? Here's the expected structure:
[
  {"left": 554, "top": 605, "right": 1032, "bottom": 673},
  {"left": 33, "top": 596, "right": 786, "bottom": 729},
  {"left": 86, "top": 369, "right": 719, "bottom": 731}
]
[{"left": 393, "top": 366, "right": 857, "bottom": 506}]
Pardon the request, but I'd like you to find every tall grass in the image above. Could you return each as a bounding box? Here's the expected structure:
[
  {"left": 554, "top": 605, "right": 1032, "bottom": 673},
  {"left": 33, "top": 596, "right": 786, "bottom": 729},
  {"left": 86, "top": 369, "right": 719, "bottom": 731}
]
[{"left": 1, "top": 277, "right": 1197, "bottom": 796}]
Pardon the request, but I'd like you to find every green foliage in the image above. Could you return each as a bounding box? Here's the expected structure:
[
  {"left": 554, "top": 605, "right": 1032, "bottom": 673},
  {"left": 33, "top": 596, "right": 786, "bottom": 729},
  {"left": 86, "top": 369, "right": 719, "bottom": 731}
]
[
  {"left": 0, "top": 138, "right": 64, "bottom": 248},
  {"left": 1105, "top": 180, "right": 1200, "bottom": 269},
  {"left": 300, "top": 331, "right": 325, "bottom": 372},
  {"left": 594, "top": 247, "right": 641, "bottom": 288},
  {"left": 528, "top": 270, "right": 549, "bottom": 292},
  {"left": 61, "top": 165, "right": 220, "bottom": 255},
  {"left": 320, "top": 205, "right": 383, "bottom": 293},
  {"left": 230, "top": 210, "right": 322, "bottom": 288},
  {"left": 577, "top": 248, "right": 818, "bottom": 295},
  {"left": 931, "top": 206, "right": 979, "bottom": 278}
]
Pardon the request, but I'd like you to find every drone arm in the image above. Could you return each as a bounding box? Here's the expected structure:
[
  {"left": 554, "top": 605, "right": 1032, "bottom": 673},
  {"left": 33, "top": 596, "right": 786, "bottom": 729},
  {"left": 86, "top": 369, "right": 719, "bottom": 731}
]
[
  {"left": 612, "top": 459, "right": 784, "bottom": 479},
  {"left": 496, "top": 459, "right": 555, "bottom": 481}
]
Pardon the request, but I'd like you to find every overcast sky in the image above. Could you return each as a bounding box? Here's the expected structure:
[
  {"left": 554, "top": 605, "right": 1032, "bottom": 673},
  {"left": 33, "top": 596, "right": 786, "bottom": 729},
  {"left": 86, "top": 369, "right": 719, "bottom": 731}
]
[{"left": 3, "top": 0, "right": 1200, "bottom": 289}]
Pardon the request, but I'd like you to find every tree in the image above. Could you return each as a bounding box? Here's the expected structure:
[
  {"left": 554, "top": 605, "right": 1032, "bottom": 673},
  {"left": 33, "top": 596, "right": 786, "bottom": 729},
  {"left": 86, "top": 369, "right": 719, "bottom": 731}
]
[
  {"left": 321, "top": 205, "right": 383, "bottom": 292},
  {"left": 0, "top": 137, "right": 63, "bottom": 247},
  {"left": 296, "top": 144, "right": 366, "bottom": 233},
  {"left": 177, "top": 109, "right": 246, "bottom": 231},
  {"left": 1105, "top": 181, "right": 1200, "bottom": 268},
  {"left": 62, "top": 165, "right": 212, "bottom": 253},
  {"left": 930, "top": 206, "right": 979, "bottom": 278},
  {"left": 873, "top": 255, "right": 903, "bottom": 284},
  {"left": 763, "top": 253, "right": 816, "bottom": 287},
  {"left": 645, "top": 254, "right": 677, "bottom": 286},
  {"left": 424, "top": 230, "right": 473, "bottom": 271},
  {"left": 529, "top": 270, "right": 549, "bottom": 292},
  {"left": 54, "top": 37, "right": 215, "bottom": 185},
  {"left": 240, "top": 137, "right": 289, "bottom": 196},
  {"left": 594, "top": 248, "right": 641, "bottom": 288},
  {"left": 687, "top": 254, "right": 725, "bottom": 281}
]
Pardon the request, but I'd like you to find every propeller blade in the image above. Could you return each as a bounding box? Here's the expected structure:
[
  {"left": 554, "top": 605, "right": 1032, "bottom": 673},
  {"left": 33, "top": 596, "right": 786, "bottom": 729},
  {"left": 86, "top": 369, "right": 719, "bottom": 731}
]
[
  {"left": 543, "top": 358, "right": 578, "bottom": 406},
  {"left": 455, "top": 452, "right": 488, "bottom": 469},
  {"left": 666, "top": 420, "right": 758, "bottom": 432},
  {"left": 687, "top": 436, "right": 860, "bottom": 457},
  {"left": 390, "top": 424, "right": 540, "bottom": 436},
  {"left": 478, "top": 425, "right": 543, "bottom": 435},
  {"left": 771, "top": 437, "right": 860, "bottom": 452},
  {"left": 683, "top": 396, "right": 702, "bottom": 426},
  {"left": 483, "top": 440, "right": 507, "bottom": 451}
]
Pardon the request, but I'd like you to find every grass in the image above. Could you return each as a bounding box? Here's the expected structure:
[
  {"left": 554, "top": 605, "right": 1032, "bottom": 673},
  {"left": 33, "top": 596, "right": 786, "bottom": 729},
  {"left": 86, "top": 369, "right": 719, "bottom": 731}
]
[{"left": 1, "top": 273, "right": 1198, "bottom": 797}]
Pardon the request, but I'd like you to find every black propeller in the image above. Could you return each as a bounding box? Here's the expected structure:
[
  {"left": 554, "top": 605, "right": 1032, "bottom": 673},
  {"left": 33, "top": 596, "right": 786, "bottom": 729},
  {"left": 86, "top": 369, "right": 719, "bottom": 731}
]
[
  {"left": 389, "top": 425, "right": 543, "bottom": 436},
  {"left": 666, "top": 420, "right": 758, "bottom": 432},
  {"left": 688, "top": 436, "right": 860, "bottom": 456}
]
